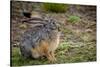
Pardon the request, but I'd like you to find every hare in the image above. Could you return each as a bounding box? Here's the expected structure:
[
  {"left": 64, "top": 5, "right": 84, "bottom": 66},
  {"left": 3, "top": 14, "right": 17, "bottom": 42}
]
[{"left": 20, "top": 12, "right": 61, "bottom": 62}]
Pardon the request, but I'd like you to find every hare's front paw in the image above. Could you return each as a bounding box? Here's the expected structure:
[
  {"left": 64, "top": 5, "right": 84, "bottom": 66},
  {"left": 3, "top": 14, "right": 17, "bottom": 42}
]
[
  {"left": 46, "top": 52, "right": 57, "bottom": 63},
  {"left": 48, "top": 57, "right": 57, "bottom": 63}
]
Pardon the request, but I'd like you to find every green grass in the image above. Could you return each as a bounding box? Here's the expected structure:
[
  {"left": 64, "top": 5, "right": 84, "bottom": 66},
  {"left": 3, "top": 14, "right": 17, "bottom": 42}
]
[
  {"left": 67, "top": 16, "right": 81, "bottom": 24},
  {"left": 42, "top": 3, "right": 68, "bottom": 13},
  {"left": 11, "top": 41, "right": 96, "bottom": 66}
]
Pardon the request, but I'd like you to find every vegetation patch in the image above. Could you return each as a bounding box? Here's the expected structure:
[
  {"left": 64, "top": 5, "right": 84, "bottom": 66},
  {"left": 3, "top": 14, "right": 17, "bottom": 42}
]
[
  {"left": 42, "top": 3, "right": 68, "bottom": 13},
  {"left": 67, "top": 16, "right": 81, "bottom": 24}
]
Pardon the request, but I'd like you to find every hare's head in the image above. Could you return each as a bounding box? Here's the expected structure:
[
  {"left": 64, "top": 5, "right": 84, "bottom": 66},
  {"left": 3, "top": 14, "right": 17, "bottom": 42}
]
[{"left": 43, "top": 18, "right": 59, "bottom": 31}]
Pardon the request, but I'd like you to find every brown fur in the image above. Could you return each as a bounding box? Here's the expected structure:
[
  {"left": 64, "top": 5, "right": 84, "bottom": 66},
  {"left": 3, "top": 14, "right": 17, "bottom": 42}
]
[{"left": 31, "top": 40, "right": 57, "bottom": 62}]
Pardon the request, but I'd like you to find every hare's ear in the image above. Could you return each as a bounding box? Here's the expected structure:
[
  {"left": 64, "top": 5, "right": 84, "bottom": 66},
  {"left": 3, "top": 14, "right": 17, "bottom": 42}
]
[{"left": 22, "top": 11, "right": 31, "bottom": 18}]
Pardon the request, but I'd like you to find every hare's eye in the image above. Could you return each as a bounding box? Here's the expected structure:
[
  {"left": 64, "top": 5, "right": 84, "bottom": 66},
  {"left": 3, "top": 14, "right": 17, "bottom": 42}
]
[
  {"left": 53, "top": 22, "right": 56, "bottom": 25},
  {"left": 52, "top": 22, "right": 54, "bottom": 24},
  {"left": 51, "top": 22, "right": 55, "bottom": 26}
]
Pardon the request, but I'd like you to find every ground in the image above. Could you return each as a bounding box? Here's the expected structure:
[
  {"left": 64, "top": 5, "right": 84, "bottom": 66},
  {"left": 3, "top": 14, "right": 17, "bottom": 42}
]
[
  {"left": 11, "top": 1, "right": 96, "bottom": 66},
  {"left": 11, "top": 18, "right": 96, "bottom": 65}
]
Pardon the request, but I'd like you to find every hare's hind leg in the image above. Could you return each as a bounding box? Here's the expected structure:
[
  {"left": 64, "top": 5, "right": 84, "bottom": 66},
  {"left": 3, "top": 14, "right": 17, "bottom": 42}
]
[{"left": 31, "top": 48, "right": 40, "bottom": 59}]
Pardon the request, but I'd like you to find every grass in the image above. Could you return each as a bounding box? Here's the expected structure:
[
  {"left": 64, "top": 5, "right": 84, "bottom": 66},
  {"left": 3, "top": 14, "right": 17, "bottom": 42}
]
[
  {"left": 11, "top": 40, "right": 96, "bottom": 66},
  {"left": 42, "top": 3, "right": 68, "bottom": 13},
  {"left": 67, "top": 16, "right": 81, "bottom": 24}
]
